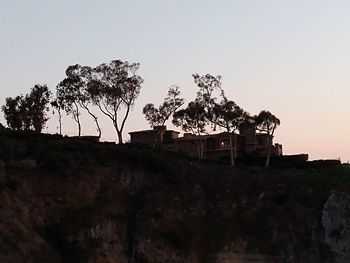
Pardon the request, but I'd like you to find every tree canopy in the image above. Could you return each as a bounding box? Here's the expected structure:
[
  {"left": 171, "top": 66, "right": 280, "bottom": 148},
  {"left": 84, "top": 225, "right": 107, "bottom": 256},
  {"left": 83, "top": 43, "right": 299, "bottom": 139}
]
[
  {"left": 143, "top": 85, "right": 184, "bottom": 128},
  {"left": 1, "top": 85, "right": 51, "bottom": 132},
  {"left": 255, "top": 110, "right": 281, "bottom": 167},
  {"left": 87, "top": 60, "right": 143, "bottom": 144},
  {"left": 56, "top": 71, "right": 83, "bottom": 137},
  {"left": 191, "top": 73, "right": 249, "bottom": 166},
  {"left": 173, "top": 99, "right": 208, "bottom": 160}
]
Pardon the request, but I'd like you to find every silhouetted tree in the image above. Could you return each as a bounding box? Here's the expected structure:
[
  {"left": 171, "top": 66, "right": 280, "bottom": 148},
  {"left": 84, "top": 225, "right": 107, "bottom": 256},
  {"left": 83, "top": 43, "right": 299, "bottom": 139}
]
[
  {"left": 1, "top": 95, "right": 24, "bottom": 130},
  {"left": 173, "top": 100, "right": 208, "bottom": 160},
  {"left": 193, "top": 73, "right": 247, "bottom": 166},
  {"left": 143, "top": 85, "right": 184, "bottom": 147},
  {"left": 51, "top": 97, "right": 64, "bottom": 135},
  {"left": 26, "top": 84, "right": 51, "bottom": 133},
  {"left": 2, "top": 85, "right": 51, "bottom": 132},
  {"left": 56, "top": 64, "right": 103, "bottom": 138},
  {"left": 255, "top": 110, "right": 280, "bottom": 167},
  {"left": 87, "top": 60, "right": 143, "bottom": 144},
  {"left": 66, "top": 65, "right": 102, "bottom": 138},
  {"left": 193, "top": 73, "right": 223, "bottom": 104},
  {"left": 56, "top": 75, "right": 82, "bottom": 137},
  {"left": 21, "top": 95, "right": 32, "bottom": 130},
  {"left": 211, "top": 100, "right": 246, "bottom": 166},
  {"left": 192, "top": 73, "right": 225, "bottom": 129}
]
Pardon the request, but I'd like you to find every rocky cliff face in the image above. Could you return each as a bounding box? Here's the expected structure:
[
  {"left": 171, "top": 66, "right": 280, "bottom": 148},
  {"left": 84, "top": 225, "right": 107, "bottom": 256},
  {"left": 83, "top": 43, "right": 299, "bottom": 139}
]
[
  {"left": 322, "top": 192, "right": 350, "bottom": 263},
  {"left": 0, "top": 132, "right": 349, "bottom": 263}
]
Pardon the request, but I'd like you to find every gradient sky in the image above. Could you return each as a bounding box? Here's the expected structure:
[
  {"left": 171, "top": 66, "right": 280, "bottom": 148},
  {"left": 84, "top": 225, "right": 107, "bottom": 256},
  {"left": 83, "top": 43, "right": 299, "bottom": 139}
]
[{"left": 1, "top": 0, "right": 350, "bottom": 161}]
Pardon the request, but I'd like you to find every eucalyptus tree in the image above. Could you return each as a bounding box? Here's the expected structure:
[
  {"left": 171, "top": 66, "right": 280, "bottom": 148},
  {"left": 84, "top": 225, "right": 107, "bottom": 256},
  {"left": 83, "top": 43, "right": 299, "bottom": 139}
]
[
  {"left": 192, "top": 73, "right": 248, "bottom": 166},
  {"left": 255, "top": 110, "right": 280, "bottom": 167},
  {"left": 87, "top": 60, "right": 143, "bottom": 144},
  {"left": 173, "top": 100, "right": 208, "bottom": 160},
  {"left": 1, "top": 95, "right": 24, "bottom": 131},
  {"left": 56, "top": 64, "right": 102, "bottom": 138},
  {"left": 56, "top": 74, "right": 83, "bottom": 137},
  {"left": 2, "top": 84, "right": 51, "bottom": 132},
  {"left": 26, "top": 84, "right": 52, "bottom": 133},
  {"left": 211, "top": 100, "right": 246, "bottom": 166},
  {"left": 193, "top": 73, "right": 223, "bottom": 104},
  {"left": 66, "top": 64, "right": 102, "bottom": 138},
  {"left": 143, "top": 85, "right": 184, "bottom": 147},
  {"left": 50, "top": 97, "right": 64, "bottom": 135},
  {"left": 192, "top": 73, "right": 224, "bottom": 128}
]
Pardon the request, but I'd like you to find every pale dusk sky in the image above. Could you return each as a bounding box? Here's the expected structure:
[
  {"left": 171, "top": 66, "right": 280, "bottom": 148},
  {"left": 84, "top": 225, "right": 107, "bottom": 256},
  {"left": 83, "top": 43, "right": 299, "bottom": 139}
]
[{"left": 1, "top": 0, "right": 350, "bottom": 161}]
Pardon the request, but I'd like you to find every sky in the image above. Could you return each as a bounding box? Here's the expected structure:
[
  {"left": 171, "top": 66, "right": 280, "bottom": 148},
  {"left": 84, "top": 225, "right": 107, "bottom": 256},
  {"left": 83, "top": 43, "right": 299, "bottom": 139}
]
[{"left": 0, "top": 0, "right": 350, "bottom": 161}]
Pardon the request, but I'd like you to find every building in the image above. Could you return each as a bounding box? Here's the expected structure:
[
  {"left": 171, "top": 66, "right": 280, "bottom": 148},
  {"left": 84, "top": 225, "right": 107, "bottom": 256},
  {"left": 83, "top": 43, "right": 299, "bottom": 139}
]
[
  {"left": 129, "top": 125, "right": 282, "bottom": 161},
  {"left": 129, "top": 126, "right": 179, "bottom": 146}
]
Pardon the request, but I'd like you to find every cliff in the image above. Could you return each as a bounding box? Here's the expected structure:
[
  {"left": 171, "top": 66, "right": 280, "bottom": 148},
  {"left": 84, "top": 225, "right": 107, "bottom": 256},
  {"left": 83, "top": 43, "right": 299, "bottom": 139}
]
[{"left": 0, "top": 130, "right": 349, "bottom": 263}]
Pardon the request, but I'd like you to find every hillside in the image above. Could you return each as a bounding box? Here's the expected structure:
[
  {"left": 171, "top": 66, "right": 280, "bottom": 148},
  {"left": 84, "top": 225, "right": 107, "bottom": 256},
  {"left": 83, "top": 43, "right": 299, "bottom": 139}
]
[{"left": 0, "top": 130, "right": 349, "bottom": 263}]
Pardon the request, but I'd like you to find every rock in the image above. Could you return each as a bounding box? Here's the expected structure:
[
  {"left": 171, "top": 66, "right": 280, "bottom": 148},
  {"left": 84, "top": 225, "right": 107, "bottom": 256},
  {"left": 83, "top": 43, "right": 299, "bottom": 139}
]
[{"left": 322, "top": 191, "right": 350, "bottom": 262}]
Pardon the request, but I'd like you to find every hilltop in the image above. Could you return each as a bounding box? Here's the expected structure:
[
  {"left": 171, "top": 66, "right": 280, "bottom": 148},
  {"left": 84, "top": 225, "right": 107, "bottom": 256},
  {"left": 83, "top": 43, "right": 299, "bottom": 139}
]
[{"left": 0, "top": 130, "right": 349, "bottom": 262}]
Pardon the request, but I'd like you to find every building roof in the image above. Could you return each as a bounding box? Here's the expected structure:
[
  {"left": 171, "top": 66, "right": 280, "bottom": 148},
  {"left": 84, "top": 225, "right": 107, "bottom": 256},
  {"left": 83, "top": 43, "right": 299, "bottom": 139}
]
[
  {"left": 129, "top": 129, "right": 180, "bottom": 135},
  {"left": 176, "top": 132, "right": 237, "bottom": 141}
]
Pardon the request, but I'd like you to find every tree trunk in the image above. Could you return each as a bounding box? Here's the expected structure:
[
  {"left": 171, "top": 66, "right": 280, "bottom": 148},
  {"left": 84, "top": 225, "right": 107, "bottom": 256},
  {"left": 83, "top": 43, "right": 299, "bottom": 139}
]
[
  {"left": 33, "top": 116, "right": 42, "bottom": 133},
  {"left": 117, "top": 130, "right": 123, "bottom": 144},
  {"left": 88, "top": 112, "right": 101, "bottom": 138},
  {"left": 77, "top": 120, "right": 81, "bottom": 137},
  {"left": 119, "top": 105, "right": 131, "bottom": 145},
  {"left": 73, "top": 113, "right": 81, "bottom": 137},
  {"left": 58, "top": 110, "right": 62, "bottom": 135},
  {"left": 82, "top": 104, "right": 102, "bottom": 138},
  {"left": 229, "top": 132, "right": 235, "bottom": 167},
  {"left": 73, "top": 103, "right": 81, "bottom": 137},
  {"left": 95, "top": 117, "right": 102, "bottom": 139}
]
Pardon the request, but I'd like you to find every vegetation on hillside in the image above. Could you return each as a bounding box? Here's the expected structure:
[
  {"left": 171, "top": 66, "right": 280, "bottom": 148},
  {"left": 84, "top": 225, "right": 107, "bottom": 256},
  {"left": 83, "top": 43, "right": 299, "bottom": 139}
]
[{"left": 0, "top": 59, "right": 281, "bottom": 168}]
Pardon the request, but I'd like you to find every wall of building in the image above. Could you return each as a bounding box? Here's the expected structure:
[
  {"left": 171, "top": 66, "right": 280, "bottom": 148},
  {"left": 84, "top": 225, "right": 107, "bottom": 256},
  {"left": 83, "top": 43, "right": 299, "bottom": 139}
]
[{"left": 130, "top": 127, "right": 282, "bottom": 160}]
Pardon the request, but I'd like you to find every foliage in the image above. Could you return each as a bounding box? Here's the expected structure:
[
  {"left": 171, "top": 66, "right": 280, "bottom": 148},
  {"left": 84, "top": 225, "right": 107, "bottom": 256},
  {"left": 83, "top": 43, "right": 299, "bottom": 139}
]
[
  {"left": 50, "top": 97, "right": 64, "bottom": 135},
  {"left": 1, "top": 96, "right": 24, "bottom": 130},
  {"left": 67, "top": 65, "right": 102, "bottom": 138},
  {"left": 255, "top": 110, "right": 280, "bottom": 134},
  {"left": 211, "top": 100, "right": 246, "bottom": 132},
  {"left": 173, "top": 100, "right": 208, "bottom": 160},
  {"left": 143, "top": 85, "right": 184, "bottom": 128},
  {"left": 56, "top": 64, "right": 102, "bottom": 138},
  {"left": 87, "top": 60, "right": 143, "bottom": 144},
  {"left": 193, "top": 73, "right": 223, "bottom": 104},
  {"left": 192, "top": 73, "right": 249, "bottom": 166},
  {"left": 143, "top": 85, "right": 184, "bottom": 148},
  {"left": 255, "top": 110, "right": 280, "bottom": 167},
  {"left": 56, "top": 66, "right": 85, "bottom": 137},
  {"left": 212, "top": 100, "right": 247, "bottom": 166},
  {"left": 26, "top": 84, "right": 52, "bottom": 132},
  {"left": 1, "top": 85, "right": 51, "bottom": 132},
  {"left": 173, "top": 100, "right": 207, "bottom": 135}
]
